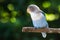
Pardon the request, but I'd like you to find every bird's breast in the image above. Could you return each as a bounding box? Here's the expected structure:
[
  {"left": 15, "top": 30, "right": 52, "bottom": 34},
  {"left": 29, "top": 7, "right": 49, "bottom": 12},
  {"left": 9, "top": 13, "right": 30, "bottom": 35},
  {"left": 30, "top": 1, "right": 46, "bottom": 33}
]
[{"left": 30, "top": 13, "right": 44, "bottom": 20}]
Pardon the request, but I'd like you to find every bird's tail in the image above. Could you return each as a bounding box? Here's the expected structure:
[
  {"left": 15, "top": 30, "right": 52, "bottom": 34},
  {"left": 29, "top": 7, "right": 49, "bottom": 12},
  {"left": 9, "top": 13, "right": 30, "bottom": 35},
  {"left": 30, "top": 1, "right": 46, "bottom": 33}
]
[{"left": 41, "top": 32, "right": 47, "bottom": 38}]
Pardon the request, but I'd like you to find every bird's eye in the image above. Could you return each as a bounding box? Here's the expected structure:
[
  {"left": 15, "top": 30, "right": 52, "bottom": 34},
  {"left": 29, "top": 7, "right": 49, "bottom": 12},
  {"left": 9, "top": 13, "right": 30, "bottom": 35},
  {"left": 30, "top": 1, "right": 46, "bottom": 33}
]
[{"left": 29, "top": 6, "right": 35, "bottom": 12}]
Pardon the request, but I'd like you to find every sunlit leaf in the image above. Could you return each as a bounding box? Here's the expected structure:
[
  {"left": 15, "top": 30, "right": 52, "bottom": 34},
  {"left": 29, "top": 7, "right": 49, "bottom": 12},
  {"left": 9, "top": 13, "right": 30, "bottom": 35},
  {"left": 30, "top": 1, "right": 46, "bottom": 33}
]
[
  {"left": 7, "top": 4, "right": 14, "bottom": 11},
  {"left": 42, "top": 1, "right": 51, "bottom": 8},
  {"left": 55, "top": 14, "right": 59, "bottom": 20},
  {"left": 10, "top": 17, "right": 16, "bottom": 23},
  {"left": 11, "top": 11, "right": 18, "bottom": 17},
  {"left": 1, "top": 12, "right": 9, "bottom": 17},
  {"left": 45, "top": 13, "right": 59, "bottom": 21},
  {"left": 58, "top": 5, "right": 60, "bottom": 12},
  {"left": 0, "top": 17, "right": 9, "bottom": 23}
]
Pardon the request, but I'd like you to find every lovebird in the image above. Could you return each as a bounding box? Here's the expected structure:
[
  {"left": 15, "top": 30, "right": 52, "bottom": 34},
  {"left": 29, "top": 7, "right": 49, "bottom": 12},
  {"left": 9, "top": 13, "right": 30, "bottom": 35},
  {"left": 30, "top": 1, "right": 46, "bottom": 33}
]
[{"left": 27, "top": 4, "right": 49, "bottom": 38}]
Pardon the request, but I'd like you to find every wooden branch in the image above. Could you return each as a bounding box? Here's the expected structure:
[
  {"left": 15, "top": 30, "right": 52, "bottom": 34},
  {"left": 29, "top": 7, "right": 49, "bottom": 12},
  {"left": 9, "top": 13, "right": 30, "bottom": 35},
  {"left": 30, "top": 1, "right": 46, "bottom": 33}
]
[{"left": 22, "top": 27, "right": 60, "bottom": 33}]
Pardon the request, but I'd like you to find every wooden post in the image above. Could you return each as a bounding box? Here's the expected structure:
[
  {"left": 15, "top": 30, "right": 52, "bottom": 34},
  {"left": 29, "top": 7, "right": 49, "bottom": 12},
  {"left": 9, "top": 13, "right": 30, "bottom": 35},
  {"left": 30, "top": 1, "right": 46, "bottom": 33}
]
[{"left": 22, "top": 27, "right": 60, "bottom": 33}]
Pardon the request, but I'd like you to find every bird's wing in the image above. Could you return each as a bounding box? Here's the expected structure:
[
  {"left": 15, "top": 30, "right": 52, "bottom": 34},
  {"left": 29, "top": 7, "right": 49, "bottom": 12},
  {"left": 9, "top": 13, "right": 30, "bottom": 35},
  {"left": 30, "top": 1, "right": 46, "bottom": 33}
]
[
  {"left": 40, "top": 11, "right": 45, "bottom": 16},
  {"left": 37, "top": 10, "right": 45, "bottom": 16}
]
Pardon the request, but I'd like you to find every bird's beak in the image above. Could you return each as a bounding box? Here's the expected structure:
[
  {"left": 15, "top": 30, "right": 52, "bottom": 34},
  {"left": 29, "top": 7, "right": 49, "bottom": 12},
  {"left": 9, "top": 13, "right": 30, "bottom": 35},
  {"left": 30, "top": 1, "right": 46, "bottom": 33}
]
[{"left": 27, "top": 8, "right": 29, "bottom": 13}]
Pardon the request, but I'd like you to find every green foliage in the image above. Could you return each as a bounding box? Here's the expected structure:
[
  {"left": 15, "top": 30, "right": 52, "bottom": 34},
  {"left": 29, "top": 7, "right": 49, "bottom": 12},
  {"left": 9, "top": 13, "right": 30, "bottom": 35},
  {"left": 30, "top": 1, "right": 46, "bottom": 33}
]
[
  {"left": 7, "top": 4, "right": 15, "bottom": 11},
  {"left": 10, "top": 17, "right": 16, "bottom": 23},
  {"left": 0, "top": 17, "right": 9, "bottom": 23},
  {"left": 0, "top": 0, "right": 5, "bottom": 2},
  {"left": 58, "top": 5, "right": 60, "bottom": 12},
  {"left": 45, "top": 13, "right": 59, "bottom": 21},
  {"left": 11, "top": 11, "right": 18, "bottom": 17},
  {"left": 42, "top": 1, "right": 51, "bottom": 8},
  {"left": 1, "top": 12, "right": 9, "bottom": 17}
]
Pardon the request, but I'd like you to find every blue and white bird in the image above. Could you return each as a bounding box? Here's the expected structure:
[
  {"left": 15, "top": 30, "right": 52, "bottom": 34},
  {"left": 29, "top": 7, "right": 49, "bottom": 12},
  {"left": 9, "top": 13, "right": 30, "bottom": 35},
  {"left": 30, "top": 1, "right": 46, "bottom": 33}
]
[{"left": 27, "top": 4, "right": 49, "bottom": 38}]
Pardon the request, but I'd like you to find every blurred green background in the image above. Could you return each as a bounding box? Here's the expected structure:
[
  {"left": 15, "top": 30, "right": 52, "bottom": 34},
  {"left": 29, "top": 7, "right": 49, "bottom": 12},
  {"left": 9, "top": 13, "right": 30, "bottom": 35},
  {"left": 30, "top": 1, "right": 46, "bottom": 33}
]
[{"left": 0, "top": 0, "right": 60, "bottom": 40}]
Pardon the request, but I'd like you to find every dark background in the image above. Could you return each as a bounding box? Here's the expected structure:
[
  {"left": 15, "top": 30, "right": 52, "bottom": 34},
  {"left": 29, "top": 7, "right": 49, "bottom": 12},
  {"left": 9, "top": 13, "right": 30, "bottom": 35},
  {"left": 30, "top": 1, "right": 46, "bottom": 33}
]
[{"left": 0, "top": 0, "right": 60, "bottom": 40}]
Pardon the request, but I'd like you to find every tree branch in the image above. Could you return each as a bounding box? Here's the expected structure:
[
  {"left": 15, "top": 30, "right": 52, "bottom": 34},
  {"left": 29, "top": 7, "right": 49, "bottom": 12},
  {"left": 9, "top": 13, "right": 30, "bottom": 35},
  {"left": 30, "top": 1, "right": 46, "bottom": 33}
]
[{"left": 22, "top": 27, "right": 60, "bottom": 33}]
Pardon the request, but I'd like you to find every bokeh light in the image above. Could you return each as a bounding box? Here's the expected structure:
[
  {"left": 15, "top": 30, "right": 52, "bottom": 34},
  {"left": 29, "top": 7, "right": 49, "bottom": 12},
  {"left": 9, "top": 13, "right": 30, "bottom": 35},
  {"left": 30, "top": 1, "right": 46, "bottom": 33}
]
[
  {"left": 58, "top": 5, "right": 60, "bottom": 12},
  {"left": 11, "top": 11, "right": 18, "bottom": 17},
  {"left": 7, "top": 4, "right": 14, "bottom": 11},
  {"left": 0, "top": 17, "right": 9, "bottom": 23},
  {"left": 45, "top": 13, "right": 59, "bottom": 21},
  {"left": 10, "top": 17, "right": 16, "bottom": 23},
  {"left": 42, "top": 1, "right": 51, "bottom": 8},
  {"left": 1, "top": 12, "right": 9, "bottom": 17}
]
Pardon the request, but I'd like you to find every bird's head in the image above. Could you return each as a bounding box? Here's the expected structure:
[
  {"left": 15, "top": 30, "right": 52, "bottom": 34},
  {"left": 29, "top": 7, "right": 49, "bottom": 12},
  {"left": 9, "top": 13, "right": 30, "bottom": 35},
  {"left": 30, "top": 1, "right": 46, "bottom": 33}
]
[{"left": 27, "top": 4, "right": 41, "bottom": 14}]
